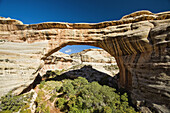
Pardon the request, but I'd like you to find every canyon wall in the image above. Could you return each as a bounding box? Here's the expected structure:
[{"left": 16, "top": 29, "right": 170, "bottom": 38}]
[
  {"left": 0, "top": 41, "right": 47, "bottom": 97},
  {"left": 0, "top": 10, "right": 170, "bottom": 112}
]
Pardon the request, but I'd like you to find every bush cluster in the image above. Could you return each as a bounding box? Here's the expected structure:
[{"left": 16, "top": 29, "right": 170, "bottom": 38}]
[
  {"left": 54, "top": 77, "right": 137, "bottom": 113},
  {"left": 0, "top": 92, "right": 34, "bottom": 113},
  {"left": 0, "top": 77, "right": 137, "bottom": 113}
]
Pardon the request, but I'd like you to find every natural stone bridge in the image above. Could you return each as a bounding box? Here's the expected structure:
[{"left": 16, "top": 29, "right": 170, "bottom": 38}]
[{"left": 0, "top": 10, "right": 170, "bottom": 112}]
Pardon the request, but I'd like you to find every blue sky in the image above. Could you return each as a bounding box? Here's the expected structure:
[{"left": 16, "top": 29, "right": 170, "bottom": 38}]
[{"left": 0, "top": 0, "right": 170, "bottom": 54}]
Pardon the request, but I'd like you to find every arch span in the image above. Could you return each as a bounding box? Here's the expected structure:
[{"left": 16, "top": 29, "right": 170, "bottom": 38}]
[
  {"left": 0, "top": 11, "right": 170, "bottom": 112},
  {"left": 40, "top": 19, "right": 155, "bottom": 90}
]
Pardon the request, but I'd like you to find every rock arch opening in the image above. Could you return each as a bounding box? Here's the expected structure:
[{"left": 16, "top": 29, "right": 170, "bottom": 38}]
[{"left": 40, "top": 45, "right": 120, "bottom": 79}]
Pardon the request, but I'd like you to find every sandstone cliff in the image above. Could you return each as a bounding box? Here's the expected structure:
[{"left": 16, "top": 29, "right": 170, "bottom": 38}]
[
  {"left": 0, "top": 10, "right": 170, "bottom": 112},
  {"left": 0, "top": 41, "right": 47, "bottom": 97}
]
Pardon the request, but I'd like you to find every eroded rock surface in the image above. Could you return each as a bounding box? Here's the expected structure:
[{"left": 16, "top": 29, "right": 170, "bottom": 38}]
[
  {"left": 0, "top": 10, "right": 170, "bottom": 112},
  {"left": 0, "top": 41, "right": 48, "bottom": 97}
]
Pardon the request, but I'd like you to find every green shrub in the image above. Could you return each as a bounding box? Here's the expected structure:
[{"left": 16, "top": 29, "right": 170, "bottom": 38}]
[
  {"left": 55, "top": 69, "right": 65, "bottom": 75},
  {"left": 35, "top": 90, "right": 44, "bottom": 103},
  {"left": 20, "top": 108, "right": 31, "bottom": 113},
  {"left": 0, "top": 110, "right": 12, "bottom": 113},
  {"left": 0, "top": 92, "right": 33, "bottom": 112},
  {"left": 35, "top": 100, "right": 50, "bottom": 113},
  {"left": 39, "top": 80, "right": 45, "bottom": 89},
  {"left": 103, "top": 106, "right": 112, "bottom": 113},
  {"left": 49, "top": 94, "right": 57, "bottom": 102},
  {"left": 54, "top": 77, "right": 137, "bottom": 113},
  {"left": 41, "top": 102, "right": 47, "bottom": 112},
  {"left": 55, "top": 98, "right": 67, "bottom": 111}
]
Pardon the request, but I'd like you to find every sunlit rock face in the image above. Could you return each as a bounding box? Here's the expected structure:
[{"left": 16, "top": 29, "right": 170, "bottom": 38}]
[
  {"left": 0, "top": 41, "right": 48, "bottom": 97},
  {"left": 0, "top": 10, "right": 170, "bottom": 112},
  {"left": 40, "top": 51, "right": 73, "bottom": 74},
  {"left": 70, "top": 49, "right": 119, "bottom": 76}
]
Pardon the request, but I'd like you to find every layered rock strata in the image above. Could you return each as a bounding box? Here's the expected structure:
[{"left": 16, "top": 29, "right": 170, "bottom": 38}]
[
  {"left": 0, "top": 10, "right": 170, "bottom": 112},
  {"left": 0, "top": 41, "right": 48, "bottom": 97}
]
